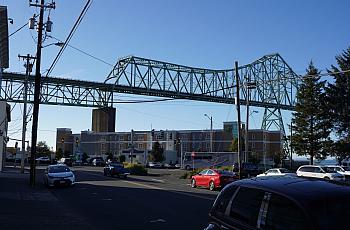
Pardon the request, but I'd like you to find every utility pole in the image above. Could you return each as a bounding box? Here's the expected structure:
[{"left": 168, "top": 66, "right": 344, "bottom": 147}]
[
  {"left": 28, "top": 0, "right": 55, "bottom": 187},
  {"left": 245, "top": 81, "right": 257, "bottom": 163},
  {"left": 204, "top": 114, "right": 213, "bottom": 153},
  {"left": 130, "top": 129, "right": 134, "bottom": 163},
  {"left": 245, "top": 83, "right": 249, "bottom": 163},
  {"left": 18, "top": 54, "right": 35, "bottom": 174},
  {"left": 235, "top": 61, "right": 242, "bottom": 179},
  {"left": 290, "top": 120, "right": 293, "bottom": 170}
]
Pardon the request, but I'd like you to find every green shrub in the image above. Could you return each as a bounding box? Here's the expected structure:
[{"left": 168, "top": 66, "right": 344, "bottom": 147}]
[
  {"left": 179, "top": 168, "right": 204, "bottom": 179},
  {"left": 216, "top": 165, "right": 233, "bottom": 171},
  {"left": 124, "top": 163, "right": 148, "bottom": 176}
]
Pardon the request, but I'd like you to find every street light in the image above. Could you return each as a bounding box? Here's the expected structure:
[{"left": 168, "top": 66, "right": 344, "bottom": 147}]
[
  {"left": 41, "top": 42, "right": 64, "bottom": 48},
  {"left": 204, "top": 114, "right": 213, "bottom": 153},
  {"left": 245, "top": 81, "right": 257, "bottom": 162}
]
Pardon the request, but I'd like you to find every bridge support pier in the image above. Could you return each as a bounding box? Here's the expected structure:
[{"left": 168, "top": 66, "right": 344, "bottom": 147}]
[{"left": 92, "top": 107, "right": 116, "bottom": 132}]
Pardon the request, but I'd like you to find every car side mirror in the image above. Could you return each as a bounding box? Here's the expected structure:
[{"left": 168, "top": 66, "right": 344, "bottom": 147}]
[{"left": 204, "top": 223, "right": 221, "bottom": 230}]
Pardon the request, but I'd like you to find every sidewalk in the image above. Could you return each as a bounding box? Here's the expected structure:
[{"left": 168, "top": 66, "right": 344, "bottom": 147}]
[{"left": 0, "top": 167, "right": 93, "bottom": 230}]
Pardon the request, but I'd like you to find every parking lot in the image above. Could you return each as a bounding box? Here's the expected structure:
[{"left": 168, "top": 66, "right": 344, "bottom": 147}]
[{"left": 0, "top": 165, "right": 218, "bottom": 230}]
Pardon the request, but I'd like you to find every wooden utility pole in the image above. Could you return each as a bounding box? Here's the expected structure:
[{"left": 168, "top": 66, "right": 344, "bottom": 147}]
[
  {"left": 18, "top": 54, "right": 35, "bottom": 174},
  {"left": 235, "top": 61, "right": 242, "bottom": 179}
]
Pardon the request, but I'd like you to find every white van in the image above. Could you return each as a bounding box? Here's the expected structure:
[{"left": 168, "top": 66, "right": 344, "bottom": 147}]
[{"left": 296, "top": 165, "right": 345, "bottom": 181}]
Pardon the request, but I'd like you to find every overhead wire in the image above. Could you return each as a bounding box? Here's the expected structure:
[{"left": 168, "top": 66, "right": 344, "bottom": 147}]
[
  {"left": 48, "top": 35, "right": 114, "bottom": 67},
  {"left": 45, "top": 0, "right": 93, "bottom": 77}
]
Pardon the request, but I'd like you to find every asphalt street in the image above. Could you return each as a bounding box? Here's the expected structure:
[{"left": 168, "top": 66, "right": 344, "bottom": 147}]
[{"left": 0, "top": 166, "right": 219, "bottom": 230}]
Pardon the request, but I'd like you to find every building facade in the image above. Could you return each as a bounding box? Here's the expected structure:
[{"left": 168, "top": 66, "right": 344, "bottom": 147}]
[
  {"left": 56, "top": 122, "right": 283, "bottom": 165},
  {"left": 0, "top": 101, "right": 10, "bottom": 171}
]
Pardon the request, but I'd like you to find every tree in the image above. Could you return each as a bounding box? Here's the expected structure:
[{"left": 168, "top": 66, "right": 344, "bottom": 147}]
[
  {"left": 326, "top": 47, "right": 350, "bottom": 163},
  {"left": 56, "top": 148, "right": 63, "bottom": 160},
  {"left": 64, "top": 150, "right": 71, "bottom": 158},
  {"left": 291, "top": 62, "right": 332, "bottom": 165},
  {"left": 229, "top": 138, "right": 239, "bottom": 152},
  {"left": 119, "top": 154, "right": 126, "bottom": 163},
  {"left": 248, "top": 152, "right": 261, "bottom": 165},
  {"left": 82, "top": 152, "right": 89, "bottom": 163},
  {"left": 149, "top": 141, "right": 165, "bottom": 162},
  {"left": 273, "top": 151, "right": 284, "bottom": 167},
  {"left": 36, "top": 141, "right": 51, "bottom": 157},
  {"left": 106, "top": 152, "right": 114, "bottom": 160}
]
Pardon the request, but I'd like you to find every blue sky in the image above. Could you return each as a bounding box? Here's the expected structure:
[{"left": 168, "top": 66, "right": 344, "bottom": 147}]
[{"left": 3, "top": 0, "right": 350, "bottom": 149}]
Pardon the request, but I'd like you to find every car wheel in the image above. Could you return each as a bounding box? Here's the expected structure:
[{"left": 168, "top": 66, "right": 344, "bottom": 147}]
[
  {"left": 191, "top": 179, "right": 196, "bottom": 188},
  {"left": 185, "top": 165, "right": 191, "bottom": 170},
  {"left": 103, "top": 171, "right": 107, "bottom": 176},
  {"left": 209, "top": 181, "right": 215, "bottom": 191}
]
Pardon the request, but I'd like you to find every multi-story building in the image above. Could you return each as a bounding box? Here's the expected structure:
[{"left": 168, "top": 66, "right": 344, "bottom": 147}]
[
  {"left": 56, "top": 122, "right": 283, "bottom": 165},
  {"left": 0, "top": 101, "right": 10, "bottom": 171}
]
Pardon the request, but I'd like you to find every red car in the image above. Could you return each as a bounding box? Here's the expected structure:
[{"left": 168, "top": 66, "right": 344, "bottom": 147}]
[{"left": 191, "top": 169, "right": 238, "bottom": 191}]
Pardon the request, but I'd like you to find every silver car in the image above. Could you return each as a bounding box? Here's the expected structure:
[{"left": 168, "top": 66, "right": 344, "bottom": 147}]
[{"left": 43, "top": 164, "right": 75, "bottom": 187}]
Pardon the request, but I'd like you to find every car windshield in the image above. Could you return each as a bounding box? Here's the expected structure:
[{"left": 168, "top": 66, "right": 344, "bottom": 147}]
[
  {"left": 343, "top": 166, "right": 350, "bottom": 171},
  {"left": 279, "top": 169, "right": 291, "bottom": 173},
  {"left": 48, "top": 166, "right": 70, "bottom": 173},
  {"left": 336, "top": 167, "right": 345, "bottom": 172}
]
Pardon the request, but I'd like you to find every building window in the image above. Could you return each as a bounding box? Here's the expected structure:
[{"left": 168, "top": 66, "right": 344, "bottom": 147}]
[
  {"left": 120, "top": 136, "right": 124, "bottom": 141},
  {"left": 101, "top": 143, "right": 106, "bottom": 151},
  {"left": 138, "top": 143, "right": 144, "bottom": 149},
  {"left": 252, "top": 142, "right": 255, "bottom": 149}
]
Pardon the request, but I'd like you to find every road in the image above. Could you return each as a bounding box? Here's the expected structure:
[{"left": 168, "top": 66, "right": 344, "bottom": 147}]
[{"left": 47, "top": 167, "right": 219, "bottom": 230}]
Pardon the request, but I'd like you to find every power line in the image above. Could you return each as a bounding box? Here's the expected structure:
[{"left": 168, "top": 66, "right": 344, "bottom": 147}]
[
  {"left": 48, "top": 35, "right": 114, "bottom": 67},
  {"left": 8, "top": 15, "right": 39, "bottom": 37},
  {"left": 45, "top": 0, "right": 93, "bottom": 77}
]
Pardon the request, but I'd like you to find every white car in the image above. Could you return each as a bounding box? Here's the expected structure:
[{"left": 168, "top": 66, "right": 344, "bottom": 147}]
[
  {"left": 43, "top": 164, "right": 75, "bottom": 187},
  {"left": 326, "top": 165, "right": 350, "bottom": 180},
  {"left": 256, "top": 168, "right": 295, "bottom": 177},
  {"left": 296, "top": 165, "right": 345, "bottom": 181},
  {"left": 36, "top": 156, "right": 50, "bottom": 163}
]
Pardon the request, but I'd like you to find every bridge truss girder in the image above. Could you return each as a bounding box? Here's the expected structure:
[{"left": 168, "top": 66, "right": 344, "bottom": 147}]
[{"left": 106, "top": 53, "right": 299, "bottom": 134}]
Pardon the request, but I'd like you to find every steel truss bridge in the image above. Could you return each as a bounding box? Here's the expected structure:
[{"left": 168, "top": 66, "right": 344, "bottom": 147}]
[{"left": 1, "top": 53, "right": 299, "bottom": 136}]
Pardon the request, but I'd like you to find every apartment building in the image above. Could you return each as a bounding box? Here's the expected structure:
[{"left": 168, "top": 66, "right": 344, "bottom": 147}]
[{"left": 56, "top": 121, "right": 283, "bottom": 165}]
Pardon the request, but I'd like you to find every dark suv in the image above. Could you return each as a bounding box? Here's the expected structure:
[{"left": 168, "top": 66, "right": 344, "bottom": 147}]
[{"left": 205, "top": 176, "right": 350, "bottom": 230}]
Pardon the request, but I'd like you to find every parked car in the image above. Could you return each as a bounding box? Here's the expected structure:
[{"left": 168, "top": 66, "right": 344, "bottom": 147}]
[
  {"left": 191, "top": 169, "right": 238, "bottom": 191},
  {"left": 36, "top": 156, "right": 50, "bottom": 164},
  {"left": 256, "top": 168, "right": 295, "bottom": 177},
  {"left": 147, "top": 162, "right": 163, "bottom": 168},
  {"left": 58, "top": 157, "right": 72, "bottom": 166},
  {"left": 233, "top": 162, "right": 261, "bottom": 178},
  {"left": 205, "top": 176, "right": 350, "bottom": 230},
  {"left": 73, "top": 159, "right": 83, "bottom": 166},
  {"left": 43, "top": 164, "right": 75, "bottom": 187},
  {"left": 326, "top": 165, "right": 350, "bottom": 180},
  {"left": 296, "top": 165, "right": 345, "bottom": 181},
  {"left": 89, "top": 157, "right": 104, "bottom": 166},
  {"left": 103, "top": 162, "right": 130, "bottom": 178}
]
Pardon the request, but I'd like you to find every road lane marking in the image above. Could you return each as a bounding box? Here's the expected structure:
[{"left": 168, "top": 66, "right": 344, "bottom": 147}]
[
  {"left": 149, "top": 219, "right": 166, "bottom": 223},
  {"left": 78, "top": 170, "right": 216, "bottom": 201},
  {"left": 122, "top": 180, "right": 165, "bottom": 190},
  {"left": 122, "top": 180, "right": 215, "bottom": 201},
  {"left": 151, "top": 178, "right": 165, "bottom": 183}
]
